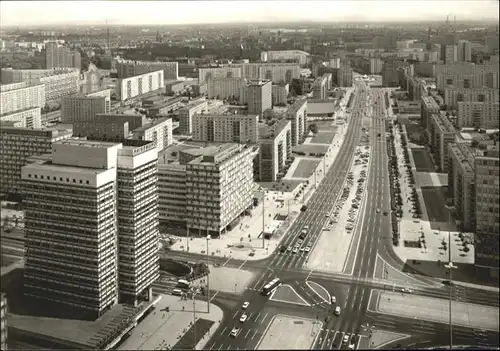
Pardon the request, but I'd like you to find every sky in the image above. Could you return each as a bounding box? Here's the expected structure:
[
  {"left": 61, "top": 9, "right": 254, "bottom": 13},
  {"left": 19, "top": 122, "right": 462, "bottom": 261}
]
[{"left": 1, "top": 0, "right": 499, "bottom": 27}]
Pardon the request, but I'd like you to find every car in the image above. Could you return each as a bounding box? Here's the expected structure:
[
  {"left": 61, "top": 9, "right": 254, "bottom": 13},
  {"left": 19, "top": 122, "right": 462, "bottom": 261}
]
[
  {"left": 297, "top": 239, "right": 303, "bottom": 244},
  {"left": 331, "top": 296, "right": 336, "bottom": 304},
  {"left": 240, "top": 314, "right": 248, "bottom": 322},
  {"left": 286, "top": 246, "right": 292, "bottom": 252},
  {"left": 325, "top": 213, "right": 330, "bottom": 217},
  {"left": 230, "top": 327, "right": 241, "bottom": 337},
  {"left": 376, "top": 208, "right": 380, "bottom": 213},
  {"left": 300, "top": 205, "right": 307, "bottom": 212},
  {"left": 343, "top": 334, "right": 350, "bottom": 344},
  {"left": 242, "top": 301, "right": 250, "bottom": 309},
  {"left": 292, "top": 248, "right": 298, "bottom": 254},
  {"left": 334, "top": 306, "right": 341, "bottom": 315},
  {"left": 305, "top": 247, "right": 311, "bottom": 253},
  {"left": 401, "top": 288, "right": 412, "bottom": 293},
  {"left": 279, "top": 246, "right": 287, "bottom": 253},
  {"left": 349, "top": 335, "right": 357, "bottom": 349}
]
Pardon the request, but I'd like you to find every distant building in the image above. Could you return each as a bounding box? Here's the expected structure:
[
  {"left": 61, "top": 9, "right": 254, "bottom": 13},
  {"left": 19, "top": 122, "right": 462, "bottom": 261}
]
[
  {"left": 192, "top": 113, "right": 259, "bottom": 144},
  {"left": 148, "top": 97, "right": 183, "bottom": 118},
  {"left": 286, "top": 99, "right": 307, "bottom": 146},
  {"left": 178, "top": 99, "right": 208, "bottom": 135},
  {"left": 198, "top": 66, "right": 242, "bottom": 85},
  {"left": 261, "top": 50, "right": 310, "bottom": 65},
  {"left": 130, "top": 117, "right": 173, "bottom": 153},
  {"left": 45, "top": 42, "right": 81, "bottom": 70},
  {"left": 457, "top": 101, "right": 499, "bottom": 129},
  {"left": 61, "top": 89, "right": 111, "bottom": 123},
  {"left": 116, "top": 59, "right": 178, "bottom": 80},
  {"left": 272, "top": 83, "right": 289, "bottom": 106},
  {"left": 116, "top": 70, "right": 165, "bottom": 101},
  {"left": 444, "top": 87, "right": 499, "bottom": 110},
  {"left": 21, "top": 139, "right": 159, "bottom": 316},
  {"left": 158, "top": 143, "right": 254, "bottom": 237},
  {"left": 312, "top": 76, "right": 328, "bottom": 100},
  {"left": 207, "top": 77, "right": 247, "bottom": 103},
  {"left": 247, "top": 79, "right": 272, "bottom": 116},
  {"left": 457, "top": 40, "right": 472, "bottom": 62},
  {"left": 435, "top": 62, "right": 499, "bottom": 91},
  {"left": 441, "top": 44, "right": 458, "bottom": 64},
  {"left": 0, "top": 82, "right": 45, "bottom": 128},
  {"left": 421, "top": 95, "right": 440, "bottom": 130},
  {"left": 256, "top": 119, "right": 292, "bottom": 182}
]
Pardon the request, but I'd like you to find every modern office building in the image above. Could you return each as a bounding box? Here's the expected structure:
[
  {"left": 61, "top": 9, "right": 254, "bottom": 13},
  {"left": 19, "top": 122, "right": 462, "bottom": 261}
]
[
  {"left": 207, "top": 77, "right": 247, "bottom": 103},
  {"left": 457, "top": 40, "right": 472, "bottom": 62},
  {"left": 256, "top": 119, "right": 292, "bottom": 182},
  {"left": 429, "top": 113, "right": 456, "bottom": 172},
  {"left": 130, "top": 117, "right": 173, "bottom": 153},
  {"left": 158, "top": 144, "right": 254, "bottom": 237},
  {"left": 21, "top": 139, "right": 159, "bottom": 316},
  {"left": 192, "top": 112, "right": 259, "bottom": 144},
  {"left": 1, "top": 294, "right": 6, "bottom": 351},
  {"left": 247, "top": 79, "right": 272, "bottom": 116},
  {"left": 1, "top": 126, "right": 73, "bottom": 197},
  {"left": 116, "top": 70, "right": 165, "bottom": 101},
  {"left": 45, "top": 42, "right": 81, "bottom": 70},
  {"left": 178, "top": 100, "right": 208, "bottom": 135},
  {"left": 444, "top": 87, "right": 499, "bottom": 110},
  {"left": 313, "top": 75, "right": 328, "bottom": 100},
  {"left": 421, "top": 95, "right": 440, "bottom": 130},
  {"left": 286, "top": 99, "right": 307, "bottom": 146},
  {"left": 61, "top": 89, "right": 111, "bottom": 123},
  {"left": 457, "top": 101, "right": 499, "bottom": 129},
  {"left": 115, "top": 59, "right": 179, "bottom": 80},
  {"left": 261, "top": 50, "right": 310, "bottom": 65},
  {"left": 272, "top": 83, "right": 289, "bottom": 106}
]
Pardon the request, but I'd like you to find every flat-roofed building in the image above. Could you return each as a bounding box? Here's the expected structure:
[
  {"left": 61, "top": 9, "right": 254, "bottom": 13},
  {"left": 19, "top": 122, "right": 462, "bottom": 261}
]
[
  {"left": 157, "top": 144, "right": 253, "bottom": 237},
  {"left": 457, "top": 101, "right": 499, "bottom": 129},
  {"left": 457, "top": 40, "right": 472, "bottom": 62},
  {"left": 73, "top": 113, "right": 147, "bottom": 139},
  {"left": 0, "top": 107, "right": 42, "bottom": 129},
  {"left": 429, "top": 113, "right": 456, "bottom": 172},
  {"left": 256, "top": 119, "right": 292, "bottom": 182},
  {"left": 207, "top": 77, "right": 247, "bottom": 103},
  {"left": 198, "top": 66, "right": 242, "bottom": 84},
  {"left": 444, "top": 87, "right": 499, "bottom": 110},
  {"left": 435, "top": 62, "right": 499, "bottom": 90},
  {"left": 178, "top": 100, "right": 208, "bottom": 135},
  {"left": 287, "top": 99, "right": 307, "bottom": 146},
  {"left": 116, "top": 70, "right": 165, "bottom": 101},
  {"left": 148, "top": 97, "right": 183, "bottom": 118},
  {"left": 21, "top": 139, "right": 159, "bottom": 315},
  {"left": 116, "top": 59, "right": 178, "bottom": 80},
  {"left": 130, "top": 117, "right": 173, "bottom": 152},
  {"left": 421, "top": 95, "right": 440, "bottom": 130},
  {"left": 192, "top": 113, "right": 259, "bottom": 144},
  {"left": 1, "top": 82, "right": 45, "bottom": 128},
  {"left": 263, "top": 50, "right": 310, "bottom": 65},
  {"left": 272, "top": 83, "right": 289, "bottom": 106},
  {"left": 38, "top": 69, "right": 80, "bottom": 100},
  {"left": 61, "top": 89, "right": 111, "bottom": 123},
  {"left": 247, "top": 79, "right": 272, "bottom": 116},
  {"left": 165, "top": 80, "right": 184, "bottom": 95},
  {"left": 313, "top": 75, "right": 328, "bottom": 100},
  {"left": 1, "top": 126, "right": 72, "bottom": 197}
]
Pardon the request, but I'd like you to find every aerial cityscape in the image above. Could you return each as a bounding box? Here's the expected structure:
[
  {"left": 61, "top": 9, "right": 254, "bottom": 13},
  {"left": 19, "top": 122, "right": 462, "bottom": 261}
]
[{"left": 0, "top": 1, "right": 499, "bottom": 350}]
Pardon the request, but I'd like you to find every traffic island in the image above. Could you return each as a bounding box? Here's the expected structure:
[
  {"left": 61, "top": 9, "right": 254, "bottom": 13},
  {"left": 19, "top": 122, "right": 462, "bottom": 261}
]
[
  {"left": 368, "top": 330, "right": 410, "bottom": 349},
  {"left": 256, "top": 314, "right": 322, "bottom": 350}
]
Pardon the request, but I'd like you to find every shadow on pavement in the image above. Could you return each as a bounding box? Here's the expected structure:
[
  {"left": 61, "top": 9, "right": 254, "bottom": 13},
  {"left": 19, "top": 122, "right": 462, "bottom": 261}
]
[{"left": 402, "top": 260, "right": 500, "bottom": 288}]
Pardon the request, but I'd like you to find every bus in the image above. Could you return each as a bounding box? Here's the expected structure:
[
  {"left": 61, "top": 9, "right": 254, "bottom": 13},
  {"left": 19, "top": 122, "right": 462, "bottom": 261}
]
[
  {"left": 261, "top": 278, "right": 282, "bottom": 296},
  {"left": 177, "top": 279, "right": 191, "bottom": 288}
]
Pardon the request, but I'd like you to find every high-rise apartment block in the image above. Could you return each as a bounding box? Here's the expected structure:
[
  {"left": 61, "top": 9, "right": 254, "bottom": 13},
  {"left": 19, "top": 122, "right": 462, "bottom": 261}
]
[
  {"left": 428, "top": 113, "right": 456, "bottom": 172},
  {"left": 21, "top": 139, "right": 159, "bottom": 316},
  {"left": 457, "top": 101, "right": 499, "bottom": 129},
  {"left": 192, "top": 113, "right": 259, "bottom": 144},
  {"left": 45, "top": 42, "right": 81, "bottom": 70},
  {"left": 247, "top": 80, "right": 272, "bottom": 116},
  {"left": 260, "top": 50, "right": 310, "bottom": 65},
  {"left": 198, "top": 67, "right": 242, "bottom": 85},
  {"left": 444, "top": 88, "right": 499, "bottom": 110},
  {"left": 256, "top": 119, "right": 292, "bottom": 182},
  {"left": 421, "top": 95, "right": 440, "bottom": 130},
  {"left": 435, "top": 62, "right": 499, "bottom": 91},
  {"left": 457, "top": 40, "right": 472, "bottom": 62},
  {"left": 207, "top": 77, "right": 247, "bottom": 103},
  {"left": 447, "top": 143, "right": 499, "bottom": 273},
  {"left": 441, "top": 44, "right": 458, "bottom": 64},
  {"left": 130, "top": 117, "right": 173, "bottom": 153},
  {"left": 158, "top": 144, "right": 254, "bottom": 237},
  {"left": 61, "top": 89, "right": 111, "bottom": 123},
  {"left": 116, "top": 70, "right": 165, "bottom": 101},
  {"left": 287, "top": 99, "right": 307, "bottom": 146},
  {"left": 115, "top": 60, "right": 179, "bottom": 80},
  {"left": 199, "top": 63, "right": 300, "bottom": 85},
  {"left": 1, "top": 126, "right": 73, "bottom": 197},
  {"left": 272, "top": 83, "right": 289, "bottom": 106},
  {"left": 178, "top": 100, "right": 208, "bottom": 135},
  {"left": 0, "top": 82, "right": 45, "bottom": 128},
  {"left": 313, "top": 75, "right": 328, "bottom": 99}
]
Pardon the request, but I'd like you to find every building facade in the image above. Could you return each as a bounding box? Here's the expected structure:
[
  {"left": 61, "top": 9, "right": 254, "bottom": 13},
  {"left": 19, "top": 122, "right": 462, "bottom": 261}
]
[
  {"left": 287, "top": 99, "right": 307, "bottom": 146},
  {"left": 313, "top": 75, "right": 328, "bottom": 100},
  {"left": 1, "top": 294, "right": 6, "bottom": 351},
  {"left": 21, "top": 139, "right": 159, "bottom": 316},
  {"left": 272, "top": 83, "right": 289, "bottom": 106},
  {"left": 247, "top": 80, "right": 272, "bottom": 116},
  {"left": 421, "top": 95, "right": 440, "bottom": 130},
  {"left": 130, "top": 117, "right": 173, "bottom": 153},
  {"left": 457, "top": 40, "right": 472, "bottom": 62},
  {"left": 262, "top": 50, "right": 310, "bottom": 65},
  {"left": 192, "top": 113, "right": 259, "bottom": 144},
  {"left": 45, "top": 42, "right": 81, "bottom": 70},
  {"left": 0, "top": 82, "right": 45, "bottom": 115},
  {"left": 61, "top": 89, "right": 111, "bottom": 123},
  {"left": 198, "top": 67, "right": 242, "bottom": 85},
  {"left": 72, "top": 113, "right": 147, "bottom": 139},
  {"left": 116, "top": 60, "right": 179, "bottom": 80},
  {"left": 429, "top": 113, "right": 456, "bottom": 172},
  {"left": 207, "top": 77, "right": 247, "bottom": 103},
  {"left": 444, "top": 87, "right": 499, "bottom": 110},
  {"left": 256, "top": 119, "right": 292, "bottom": 182},
  {"left": 457, "top": 101, "right": 499, "bottom": 129},
  {"left": 435, "top": 62, "right": 499, "bottom": 91},
  {"left": 117, "top": 70, "right": 165, "bottom": 101},
  {"left": 178, "top": 100, "right": 208, "bottom": 135}
]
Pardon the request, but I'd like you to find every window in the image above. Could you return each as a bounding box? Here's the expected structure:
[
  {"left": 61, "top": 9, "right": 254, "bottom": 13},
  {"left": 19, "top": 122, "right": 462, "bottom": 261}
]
[
  {"left": 446, "top": 78, "right": 453, "bottom": 85},
  {"left": 34, "top": 175, "right": 37, "bottom": 179},
  {"left": 28, "top": 174, "right": 31, "bottom": 178},
  {"left": 60, "top": 177, "right": 63, "bottom": 181},
  {"left": 79, "top": 180, "right": 83, "bottom": 184},
  {"left": 463, "top": 79, "right": 471, "bottom": 89},
  {"left": 86, "top": 180, "right": 90, "bottom": 184},
  {"left": 478, "top": 94, "right": 486, "bottom": 102},
  {"left": 66, "top": 178, "right": 69, "bottom": 182}
]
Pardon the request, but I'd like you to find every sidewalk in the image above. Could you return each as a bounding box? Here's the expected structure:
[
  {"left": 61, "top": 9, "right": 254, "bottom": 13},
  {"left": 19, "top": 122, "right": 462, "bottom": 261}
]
[
  {"left": 391, "top": 124, "right": 473, "bottom": 265},
  {"left": 118, "top": 294, "right": 223, "bottom": 351}
]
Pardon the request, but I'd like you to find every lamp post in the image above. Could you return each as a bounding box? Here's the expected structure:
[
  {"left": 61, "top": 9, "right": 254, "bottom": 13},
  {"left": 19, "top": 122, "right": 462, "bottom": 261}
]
[
  {"left": 262, "top": 194, "right": 265, "bottom": 249},
  {"left": 206, "top": 235, "right": 211, "bottom": 313}
]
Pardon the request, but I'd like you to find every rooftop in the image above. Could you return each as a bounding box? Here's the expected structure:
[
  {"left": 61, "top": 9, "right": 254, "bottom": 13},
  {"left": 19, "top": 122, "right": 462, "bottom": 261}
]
[
  {"left": 432, "top": 113, "right": 456, "bottom": 134},
  {"left": 287, "top": 98, "right": 307, "bottom": 116},
  {"left": 421, "top": 95, "right": 440, "bottom": 109},
  {"left": 259, "top": 119, "right": 290, "bottom": 140},
  {"left": 132, "top": 116, "right": 171, "bottom": 133}
]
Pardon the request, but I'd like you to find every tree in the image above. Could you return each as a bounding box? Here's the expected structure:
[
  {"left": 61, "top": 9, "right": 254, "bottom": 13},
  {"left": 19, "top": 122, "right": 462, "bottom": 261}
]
[
  {"left": 309, "top": 123, "right": 318, "bottom": 134},
  {"left": 290, "top": 78, "right": 303, "bottom": 96}
]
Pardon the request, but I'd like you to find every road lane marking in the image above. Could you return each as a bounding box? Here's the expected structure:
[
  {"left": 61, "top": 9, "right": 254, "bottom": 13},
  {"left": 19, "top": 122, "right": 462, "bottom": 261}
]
[
  {"left": 255, "top": 312, "right": 261, "bottom": 322},
  {"left": 221, "top": 326, "right": 228, "bottom": 335},
  {"left": 244, "top": 329, "right": 252, "bottom": 339},
  {"left": 210, "top": 291, "right": 219, "bottom": 302},
  {"left": 209, "top": 341, "right": 216, "bottom": 349},
  {"left": 238, "top": 260, "right": 247, "bottom": 269},
  {"left": 232, "top": 310, "right": 239, "bottom": 319},
  {"left": 218, "top": 344, "right": 224, "bottom": 350},
  {"left": 259, "top": 312, "right": 269, "bottom": 324},
  {"left": 222, "top": 257, "right": 231, "bottom": 267},
  {"left": 306, "top": 280, "right": 331, "bottom": 304},
  {"left": 251, "top": 330, "right": 258, "bottom": 340}
]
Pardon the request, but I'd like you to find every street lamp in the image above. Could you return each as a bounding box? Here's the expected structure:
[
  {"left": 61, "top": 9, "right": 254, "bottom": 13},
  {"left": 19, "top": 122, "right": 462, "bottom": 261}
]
[{"left": 206, "top": 235, "right": 211, "bottom": 313}]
